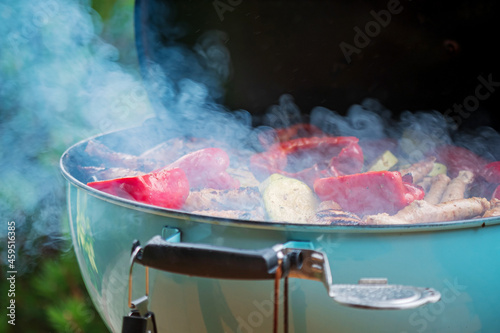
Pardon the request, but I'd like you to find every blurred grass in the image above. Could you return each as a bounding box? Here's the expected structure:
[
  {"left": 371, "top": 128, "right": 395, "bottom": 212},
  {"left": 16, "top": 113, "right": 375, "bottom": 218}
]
[
  {"left": 1, "top": 0, "right": 136, "bottom": 332},
  {"left": 4, "top": 249, "right": 109, "bottom": 333}
]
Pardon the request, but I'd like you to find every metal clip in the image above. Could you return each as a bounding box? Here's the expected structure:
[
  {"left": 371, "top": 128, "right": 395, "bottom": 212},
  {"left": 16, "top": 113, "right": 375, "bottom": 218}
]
[
  {"left": 271, "top": 249, "right": 287, "bottom": 333},
  {"left": 128, "top": 245, "right": 149, "bottom": 312},
  {"left": 122, "top": 242, "right": 157, "bottom": 333}
]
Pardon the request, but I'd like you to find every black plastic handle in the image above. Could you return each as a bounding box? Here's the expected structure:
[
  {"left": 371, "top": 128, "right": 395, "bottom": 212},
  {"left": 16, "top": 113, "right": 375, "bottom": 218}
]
[{"left": 134, "top": 236, "right": 282, "bottom": 280}]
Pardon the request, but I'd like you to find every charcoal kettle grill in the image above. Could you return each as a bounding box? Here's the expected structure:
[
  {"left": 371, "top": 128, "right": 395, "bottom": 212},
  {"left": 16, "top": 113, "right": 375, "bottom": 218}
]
[{"left": 61, "top": 0, "right": 500, "bottom": 332}]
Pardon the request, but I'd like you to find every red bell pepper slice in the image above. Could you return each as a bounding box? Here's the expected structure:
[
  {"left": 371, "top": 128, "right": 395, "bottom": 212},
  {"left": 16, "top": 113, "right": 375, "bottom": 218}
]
[
  {"left": 314, "top": 171, "right": 425, "bottom": 215},
  {"left": 160, "top": 147, "right": 239, "bottom": 190},
  {"left": 492, "top": 185, "right": 500, "bottom": 200},
  {"left": 258, "top": 123, "right": 325, "bottom": 148},
  {"left": 250, "top": 136, "right": 364, "bottom": 187},
  {"left": 431, "top": 145, "right": 488, "bottom": 178},
  {"left": 481, "top": 161, "right": 500, "bottom": 184},
  {"left": 274, "top": 123, "right": 325, "bottom": 142},
  {"left": 87, "top": 168, "right": 189, "bottom": 209}
]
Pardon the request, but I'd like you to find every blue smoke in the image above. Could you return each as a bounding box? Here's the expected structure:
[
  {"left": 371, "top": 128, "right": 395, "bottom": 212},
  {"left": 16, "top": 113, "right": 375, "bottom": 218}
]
[{"left": 0, "top": 0, "right": 153, "bottom": 272}]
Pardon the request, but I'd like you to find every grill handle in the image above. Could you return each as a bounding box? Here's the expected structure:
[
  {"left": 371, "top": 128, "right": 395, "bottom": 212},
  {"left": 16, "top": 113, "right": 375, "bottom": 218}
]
[
  {"left": 133, "top": 235, "right": 286, "bottom": 280},
  {"left": 130, "top": 235, "right": 442, "bottom": 310}
]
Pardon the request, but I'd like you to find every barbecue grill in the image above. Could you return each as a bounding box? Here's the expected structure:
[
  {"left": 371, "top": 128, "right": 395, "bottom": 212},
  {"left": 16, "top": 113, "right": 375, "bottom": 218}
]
[{"left": 61, "top": 0, "right": 500, "bottom": 332}]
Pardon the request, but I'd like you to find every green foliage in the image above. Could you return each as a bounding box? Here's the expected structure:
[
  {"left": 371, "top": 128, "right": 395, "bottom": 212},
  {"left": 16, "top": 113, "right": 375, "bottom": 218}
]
[
  {"left": 4, "top": 250, "right": 108, "bottom": 333},
  {"left": 46, "top": 297, "right": 101, "bottom": 333}
]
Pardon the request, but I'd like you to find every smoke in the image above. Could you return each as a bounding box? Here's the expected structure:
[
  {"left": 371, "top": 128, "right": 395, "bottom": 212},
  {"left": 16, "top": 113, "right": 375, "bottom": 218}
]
[
  {"left": 0, "top": 0, "right": 256, "bottom": 272},
  {"left": 2, "top": 0, "right": 500, "bottom": 274},
  {"left": 311, "top": 96, "right": 500, "bottom": 165},
  {"left": 310, "top": 98, "right": 392, "bottom": 140},
  {"left": 0, "top": 0, "right": 153, "bottom": 273}
]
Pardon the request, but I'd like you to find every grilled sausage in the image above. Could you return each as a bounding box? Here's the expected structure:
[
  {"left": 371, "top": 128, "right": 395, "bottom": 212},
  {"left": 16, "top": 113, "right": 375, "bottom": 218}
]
[
  {"left": 483, "top": 198, "right": 500, "bottom": 218},
  {"left": 399, "top": 157, "right": 436, "bottom": 183},
  {"left": 440, "top": 170, "right": 474, "bottom": 203},
  {"left": 183, "top": 187, "right": 263, "bottom": 212},
  {"left": 417, "top": 176, "right": 433, "bottom": 193},
  {"left": 424, "top": 174, "right": 451, "bottom": 204},
  {"left": 364, "top": 197, "right": 490, "bottom": 224}
]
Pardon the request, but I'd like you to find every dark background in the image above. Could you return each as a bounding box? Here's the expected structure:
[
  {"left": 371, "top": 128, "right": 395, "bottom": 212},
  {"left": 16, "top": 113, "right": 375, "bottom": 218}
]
[{"left": 137, "top": 0, "right": 500, "bottom": 130}]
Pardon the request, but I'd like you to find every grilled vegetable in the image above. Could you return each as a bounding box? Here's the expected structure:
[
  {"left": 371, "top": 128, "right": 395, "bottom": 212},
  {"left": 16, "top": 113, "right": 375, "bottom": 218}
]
[
  {"left": 359, "top": 138, "right": 399, "bottom": 167},
  {"left": 481, "top": 161, "right": 500, "bottom": 184},
  {"left": 260, "top": 174, "right": 318, "bottom": 223},
  {"left": 258, "top": 173, "right": 286, "bottom": 193},
  {"left": 250, "top": 136, "right": 364, "bottom": 186},
  {"left": 311, "top": 209, "right": 363, "bottom": 225},
  {"left": 367, "top": 150, "right": 398, "bottom": 172},
  {"left": 314, "top": 171, "right": 425, "bottom": 215},
  {"left": 258, "top": 123, "right": 325, "bottom": 148},
  {"left": 432, "top": 145, "right": 488, "bottom": 178},
  {"left": 87, "top": 168, "right": 189, "bottom": 209},
  {"left": 399, "top": 129, "right": 443, "bottom": 157},
  {"left": 428, "top": 163, "right": 447, "bottom": 177},
  {"left": 492, "top": 185, "right": 500, "bottom": 200}
]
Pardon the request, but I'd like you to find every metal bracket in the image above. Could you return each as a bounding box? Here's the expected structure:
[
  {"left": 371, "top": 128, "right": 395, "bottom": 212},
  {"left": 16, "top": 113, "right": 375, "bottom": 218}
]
[
  {"left": 280, "top": 241, "right": 441, "bottom": 310},
  {"left": 282, "top": 241, "right": 333, "bottom": 297},
  {"left": 161, "top": 226, "right": 181, "bottom": 243}
]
